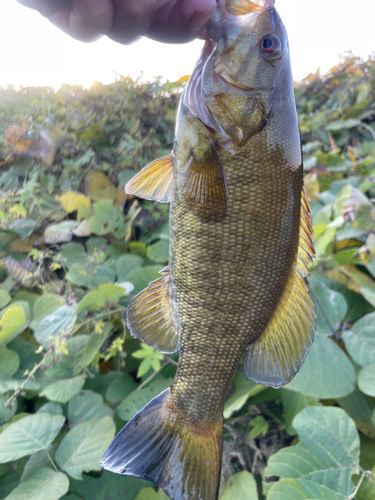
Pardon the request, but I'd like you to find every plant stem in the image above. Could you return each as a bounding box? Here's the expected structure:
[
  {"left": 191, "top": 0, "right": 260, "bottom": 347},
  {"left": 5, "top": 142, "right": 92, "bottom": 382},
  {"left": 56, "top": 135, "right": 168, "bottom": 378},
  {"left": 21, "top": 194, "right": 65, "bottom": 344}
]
[{"left": 137, "top": 361, "right": 170, "bottom": 391}]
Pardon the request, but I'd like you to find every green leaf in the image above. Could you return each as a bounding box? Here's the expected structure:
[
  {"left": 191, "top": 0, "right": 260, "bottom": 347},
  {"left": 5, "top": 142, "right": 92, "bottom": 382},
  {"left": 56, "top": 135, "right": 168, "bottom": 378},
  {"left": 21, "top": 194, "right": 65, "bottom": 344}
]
[
  {"left": 267, "top": 478, "right": 346, "bottom": 500},
  {"left": 0, "top": 304, "right": 28, "bottom": 344},
  {"left": 21, "top": 444, "right": 56, "bottom": 480},
  {"left": 281, "top": 389, "right": 320, "bottom": 435},
  {"left": 126, "top": 266, "right": 162, "bottom": 295},
  {"left": 343, "top": 312, "right": 375, "bottom": 367},
  {"left": 0, "top": 413, "right": 65, "bottom": 462},
  {"left": 78, "top": 323, "right": 112, "bottom": 369},
  {"left": 59, "top": 241, "right": 87, "bottom": 269},
  {"left": 310, "top": 279, "right": 347, "bottom": 332},
  {"left": 219, "top": 471, "right": 259, "bottom": 500},
  {"left": 358, "top": 363, "right": 375, "bottom": 397},
  {"left": 68, "top": 391, "right": 112, "bottom": 427},
  {"left": 89, "top": 200, "right": 126, "bottom": 239},
  {"left": 34, "top": 304, "right": 77, "bottom": 348},
  {"left": 116, "top": 379, "right": 171, "bottom": 421},
  {"left": 224, "top": 369, "right": 265, "bottom": 419},
  {"left": 4, "top": 467, "right": 69, "bottom": 500},
  {"left": 0, "top": 344, "right": 20, "bottom": 376},
  {"left": 147, "top": 240, "right": 169, "bottom": 264},
  {"left": 285, "top": 333, "right": 356, "bottom": 398},
  {"left": 76, "top": 283, "right": 125, "bottom": 314},
  {"left": 44, "top": 221, "right": 79, "bottom": 244},
  {"left": 55, "top": 416, "right": 115, "bottom": 480},
  {"left": 37, "top": 402, "right": 63, "bottom": 415},
  {"left": 265, "top": 406, "right": 359, "bottom": 498},
  {"left": 115, "top": 254, "right": 143, "bottom": 282},
  {"left": 0, "top": 290, "right": 11, "bottom": 309},
  {"left": 46, "top": 336, "right": 88, "bottom": 378},
  {"left": 105, "top": 374, "right": 138, "bottom": 403},
  {"left": 0, "top": 371, "right": 40, "bottom": 394},
  {"left": 0, "top": 393, "right": 17, "bottom": 425},
  {"left": 248, "top": 415, "right": 269, "bottom": 439},
  {"left": 31, "top": 294, "right": 65, "bottom": 330},
  {"left": 337, "top": 385, "right": 375, "bottom": 440},
  {"left": 40, "top": 376, "right": 86, "bottom": 403},
  {"left": 66, "top": 263, "right": 115, "bottom": 288}
]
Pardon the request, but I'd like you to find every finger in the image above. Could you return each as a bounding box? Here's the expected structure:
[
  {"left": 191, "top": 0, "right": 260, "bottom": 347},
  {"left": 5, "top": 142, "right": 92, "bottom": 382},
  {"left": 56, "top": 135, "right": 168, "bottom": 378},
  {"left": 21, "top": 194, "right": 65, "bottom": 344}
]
[
  {"left": 17, "top": 0, "right": 67, "bottom": 18},
  {"left": 49, "top": 0, "right": 114, "bottom": 42},
  {"left": 147, "top": 0, "right": 216, "bottom": 43},
  {"left": 107, "top": 0, "right": 171, "bottom": 45}
]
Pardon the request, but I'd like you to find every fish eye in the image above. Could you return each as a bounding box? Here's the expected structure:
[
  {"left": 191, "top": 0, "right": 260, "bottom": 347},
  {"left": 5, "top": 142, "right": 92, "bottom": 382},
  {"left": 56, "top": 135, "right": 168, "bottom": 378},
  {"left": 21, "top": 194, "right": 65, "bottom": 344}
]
[{"left": 260, "top": 34, "right": 282, "bottom": 57}]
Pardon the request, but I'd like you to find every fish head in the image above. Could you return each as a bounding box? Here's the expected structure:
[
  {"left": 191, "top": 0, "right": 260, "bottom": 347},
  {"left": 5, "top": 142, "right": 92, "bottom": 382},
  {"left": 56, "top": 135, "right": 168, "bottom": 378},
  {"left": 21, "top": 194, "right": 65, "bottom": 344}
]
[
  {"left": 208, "top": 0, "right": 288, "bottom": 93},
  {"left": 184, "top": 0, "right": 293, "bottom": 149}
]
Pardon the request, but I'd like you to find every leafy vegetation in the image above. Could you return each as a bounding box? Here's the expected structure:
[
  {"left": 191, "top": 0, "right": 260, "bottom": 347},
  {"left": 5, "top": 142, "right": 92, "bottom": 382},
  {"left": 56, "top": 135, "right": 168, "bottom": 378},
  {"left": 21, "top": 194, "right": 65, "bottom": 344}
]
[{"left": 0, "top": 55, "right": 375, "bottom": 500}]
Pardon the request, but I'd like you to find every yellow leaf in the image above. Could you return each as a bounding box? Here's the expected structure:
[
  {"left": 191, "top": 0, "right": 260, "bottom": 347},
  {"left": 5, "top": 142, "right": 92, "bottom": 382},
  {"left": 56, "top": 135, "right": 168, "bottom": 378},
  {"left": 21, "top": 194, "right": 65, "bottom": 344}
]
[
  {"left": 177, "top": 75, "right": 190, "bottom": 83},
  {"left": 84, "top": 170, "right": 117, "bottom": 203},
  {"left": 0, "top": 305, "right": 27, "bottom": 344},
  {"left": 59, "top": 191, "right": 91, "bottom": 221},
  {"left": 95, "top": 320, "right": 106, "bottom": 334},
  {"left": 9, "top": 204, "right": 27, "bottom": 218}
]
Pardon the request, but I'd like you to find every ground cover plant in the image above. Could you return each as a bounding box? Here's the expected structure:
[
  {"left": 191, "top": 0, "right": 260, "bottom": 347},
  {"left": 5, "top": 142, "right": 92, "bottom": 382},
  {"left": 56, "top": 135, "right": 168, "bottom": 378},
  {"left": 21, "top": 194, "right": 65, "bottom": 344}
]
[{"left": 0, "top": 54, "right": 374, "bottom": 500}]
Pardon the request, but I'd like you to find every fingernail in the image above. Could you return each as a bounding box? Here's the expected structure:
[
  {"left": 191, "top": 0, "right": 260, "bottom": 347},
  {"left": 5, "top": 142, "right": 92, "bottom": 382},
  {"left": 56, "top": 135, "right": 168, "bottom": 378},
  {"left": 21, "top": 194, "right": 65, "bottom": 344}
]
[{"left": 190, "top": 6, "right": 216, "bottom": 32}]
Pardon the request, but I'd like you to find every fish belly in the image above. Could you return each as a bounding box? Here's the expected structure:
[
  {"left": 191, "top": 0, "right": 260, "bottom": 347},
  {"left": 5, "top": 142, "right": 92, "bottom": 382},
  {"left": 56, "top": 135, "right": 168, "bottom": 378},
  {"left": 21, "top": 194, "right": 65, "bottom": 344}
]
[{"left": 168, "top": 127, "right": 302, "bottom": 427}]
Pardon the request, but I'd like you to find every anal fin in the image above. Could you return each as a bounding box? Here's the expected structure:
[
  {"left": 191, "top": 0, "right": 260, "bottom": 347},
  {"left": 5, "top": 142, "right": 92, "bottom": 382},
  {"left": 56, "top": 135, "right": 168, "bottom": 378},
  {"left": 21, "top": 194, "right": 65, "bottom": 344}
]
[
  {"left": 126, "top": 267, "right": 179, "bottom": 353},
  {"left": 125, "top": 154, "right": 174, "bottom": 203},
  {"left": 244, "top": 185, "right": 316, "bottom": 388},
  {"left": 183, "top": 145, "right": 228, "bottom": 221}
]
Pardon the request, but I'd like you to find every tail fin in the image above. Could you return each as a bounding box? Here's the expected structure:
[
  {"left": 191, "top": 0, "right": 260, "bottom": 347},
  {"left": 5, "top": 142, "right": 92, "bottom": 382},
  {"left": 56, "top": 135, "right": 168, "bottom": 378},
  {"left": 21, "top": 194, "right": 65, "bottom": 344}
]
[{"left": 101, "top": 388, "right": 223, "bottom": 500}]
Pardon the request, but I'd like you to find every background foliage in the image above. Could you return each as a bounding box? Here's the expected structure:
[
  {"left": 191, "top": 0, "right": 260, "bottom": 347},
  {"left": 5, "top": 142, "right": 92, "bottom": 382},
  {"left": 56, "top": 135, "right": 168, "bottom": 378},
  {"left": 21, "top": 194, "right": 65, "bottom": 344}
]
[{"left": 0, "top": 55, "right": 375, "bottom": 500}]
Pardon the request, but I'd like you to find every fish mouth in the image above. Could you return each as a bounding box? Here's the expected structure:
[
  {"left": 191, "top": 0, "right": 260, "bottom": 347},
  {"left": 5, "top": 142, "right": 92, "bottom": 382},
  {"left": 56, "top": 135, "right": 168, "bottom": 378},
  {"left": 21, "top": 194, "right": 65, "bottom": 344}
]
[{"left": 213, "top": 61, "right": 256, "bottom": 92}]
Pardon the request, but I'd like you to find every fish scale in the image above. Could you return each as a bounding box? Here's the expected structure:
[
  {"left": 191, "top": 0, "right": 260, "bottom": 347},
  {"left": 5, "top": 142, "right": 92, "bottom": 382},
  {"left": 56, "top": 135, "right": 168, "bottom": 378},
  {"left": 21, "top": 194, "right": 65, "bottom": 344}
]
[{"left": 102, "top": 2, "right": 315, "bottom": 498}]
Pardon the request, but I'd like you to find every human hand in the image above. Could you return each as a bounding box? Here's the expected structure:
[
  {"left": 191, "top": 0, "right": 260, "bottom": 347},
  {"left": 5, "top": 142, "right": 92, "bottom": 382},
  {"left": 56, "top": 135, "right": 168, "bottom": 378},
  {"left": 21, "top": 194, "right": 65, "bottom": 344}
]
[{"left": 17, "top": 0, "right": 217, "bottom": 44}]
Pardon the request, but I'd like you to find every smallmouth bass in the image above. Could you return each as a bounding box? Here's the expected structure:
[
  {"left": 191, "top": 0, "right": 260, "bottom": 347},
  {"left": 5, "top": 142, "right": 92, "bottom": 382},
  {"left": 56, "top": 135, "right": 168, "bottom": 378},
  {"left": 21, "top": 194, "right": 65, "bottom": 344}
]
[{"left": 102, "top": 1, "right": 316, "bottom": 499}]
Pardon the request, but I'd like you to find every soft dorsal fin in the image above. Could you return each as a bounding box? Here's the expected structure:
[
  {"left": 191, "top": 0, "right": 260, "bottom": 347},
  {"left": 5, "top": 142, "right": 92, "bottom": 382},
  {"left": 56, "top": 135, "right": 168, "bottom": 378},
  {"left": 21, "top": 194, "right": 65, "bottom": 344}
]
[
  {"left": 126, "top": 267, "right": 179, "bottom": 354},
  {"left": 244, "top": 185, "right": 316, "bottom": 388},
  {"left": 183, "top": 145, "right": 228, "bottom": 221},
  {"left": 125, "top": 154, "right": 174, "bottom": 203}
]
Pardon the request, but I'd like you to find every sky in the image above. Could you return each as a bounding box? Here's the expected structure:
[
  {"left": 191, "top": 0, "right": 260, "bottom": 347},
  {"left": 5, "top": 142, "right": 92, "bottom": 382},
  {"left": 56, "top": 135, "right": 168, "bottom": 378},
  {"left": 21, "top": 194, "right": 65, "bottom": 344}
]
[{"left": 1, "top": 0, "right": 374, "bottom": 90}]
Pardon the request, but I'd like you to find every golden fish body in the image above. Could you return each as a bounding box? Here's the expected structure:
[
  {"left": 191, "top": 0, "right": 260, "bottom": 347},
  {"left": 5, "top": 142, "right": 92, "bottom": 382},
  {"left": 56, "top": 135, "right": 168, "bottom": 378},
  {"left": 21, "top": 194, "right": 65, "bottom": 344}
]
[{"left": 102, "top": 1, "right": 315, "bottom": 499}]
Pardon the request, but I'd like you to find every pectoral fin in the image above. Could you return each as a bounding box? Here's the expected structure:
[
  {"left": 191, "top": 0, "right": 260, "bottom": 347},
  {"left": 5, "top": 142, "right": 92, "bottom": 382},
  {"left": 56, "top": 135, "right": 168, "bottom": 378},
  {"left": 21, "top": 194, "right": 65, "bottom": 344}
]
[
  {"left": 125, "top": 154, "right": 174, "bottom": 203},
  {"left": 126, "top": 267, "right": 179, "bottom": 354},
  {"left": 244, "top": 186, "right": 316, "bottom": 388},
  {"left": 183, "top": 145, "right": 228, "bottom": 221}
]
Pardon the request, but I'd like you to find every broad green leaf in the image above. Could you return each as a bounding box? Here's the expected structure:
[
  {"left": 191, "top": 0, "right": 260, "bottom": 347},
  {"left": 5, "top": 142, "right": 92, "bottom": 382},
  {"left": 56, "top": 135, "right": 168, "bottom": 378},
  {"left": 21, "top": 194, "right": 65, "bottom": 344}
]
[
  {"left": 0, "top": 344, "right": 20, "bottom": 376},
  {"left": 126, "top": 266, "right": 162, "bottom": 295},
  {"left": 219, "top": 471, "right": 258, "bottom": 500},
  {"left": 337, "top": 385, "right": 375, "bottom": 439},
  {"left": 40, "top": 376, "right": 86, "bottom": 403},
  {"left": 358, "top": 363, "right": 375, "bottom": 397},
  {"left": 44, "top": 221, "right": 79, "bottom": 244},
  {"left": 78, "top": 323, "right": 112, "bottom": 369},
  {"left": 59, "top": 242, "right": 87, "bottom": 269},
  {"left": 21, "top": 444, "right": 56, "bottom": 480},
  {"left": 0, "top": 290, "right": 11, "bottom": 309},
  {"left": 45, "top": 336, "right": 89, "bottom": 378},
  {"left": 116, "top": 379, "right": 171, "bottom": 421},
  {"left": 31, "top": 294, "right": 65, "bottom": 330},
  {"left": 309, "top": 278, "right": 347, "bottom": 332},
  {"left": 76, "top": 283, "right": 125, "bottom": 314},
  {"left": 343, "top": 312, "right": 375, "bottom": 366},
  {"left": 286, "top": 334, "right": 356, "bottom": 398},
  {"left": 55, "top": 416, "right": 115, "bottom": 480},
  {"left": 0, "top": 371, "right": 40, "bottom": 394},
  {"left": 66, "top": 263, "right": 115, "bottom": 288},
  {"left": 5, "top": 467, "right": 69, "bottom": 500},
  {"left": 68, "top": 391, "right": 112, "bottom": 426},
  {"left": 0, "top": 413, "right": 65, "bottom": 462},
  {"left": 265, "top": 406, "right": 360, "bottom": 497},
  {"left": 34, "top": 303, "right": 77, "bottom": 348},
  {"left": 147, "top": 240, "right": 169, "bottom": 264},
  {"left": 115, "top": 254, "right": 143, "bottom": 282},
  {"left": 281, "top": 389, "right": 320, "bottom": 435},
  {"left": 37, "top": 402, "right": 63, "bottom": 415},
  {"left": 105, "top": 373, "right": 138, "bottom": 403},
  {"left": 135, "top": 487, "right": 169, "bottom": 500},
  {"left": 0, "top": 393, "right": 17, "bottom": 425},
  {"left": 0, "top": 304, "right": 28, "bottom": 344},
  {"left": 267, "top": 478, "right": 346, "bottom": 500},
  {"left": 89, "top": 200, "right": 126, "bottom": 239},
  {"left": 224, "top": 369, "right": 265, "bottom": 419}
]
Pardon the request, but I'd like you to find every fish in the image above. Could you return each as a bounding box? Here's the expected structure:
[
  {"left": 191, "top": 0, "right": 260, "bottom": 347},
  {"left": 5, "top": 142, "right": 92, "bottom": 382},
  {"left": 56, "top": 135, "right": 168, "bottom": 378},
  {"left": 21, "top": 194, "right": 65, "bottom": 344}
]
[{"left": 101, "top": 1, "right": 316, "bottom": 499}]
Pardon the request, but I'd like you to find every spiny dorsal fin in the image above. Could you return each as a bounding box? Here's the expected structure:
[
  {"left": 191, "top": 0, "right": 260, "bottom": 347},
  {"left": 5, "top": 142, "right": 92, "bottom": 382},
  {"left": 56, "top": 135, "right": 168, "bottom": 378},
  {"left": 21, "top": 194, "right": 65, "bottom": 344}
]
[
  {"left": 126, "top": 267, "right": 179, "bottom": 354},
  {"left": 244, "top": 184, "right": 316, "bottom": 388},
  {"left": 183, "top": 145, "right": 228, "bottom": 221},
  {"left": 125, "top": 154, "right": 174, "bottom": 203}
]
